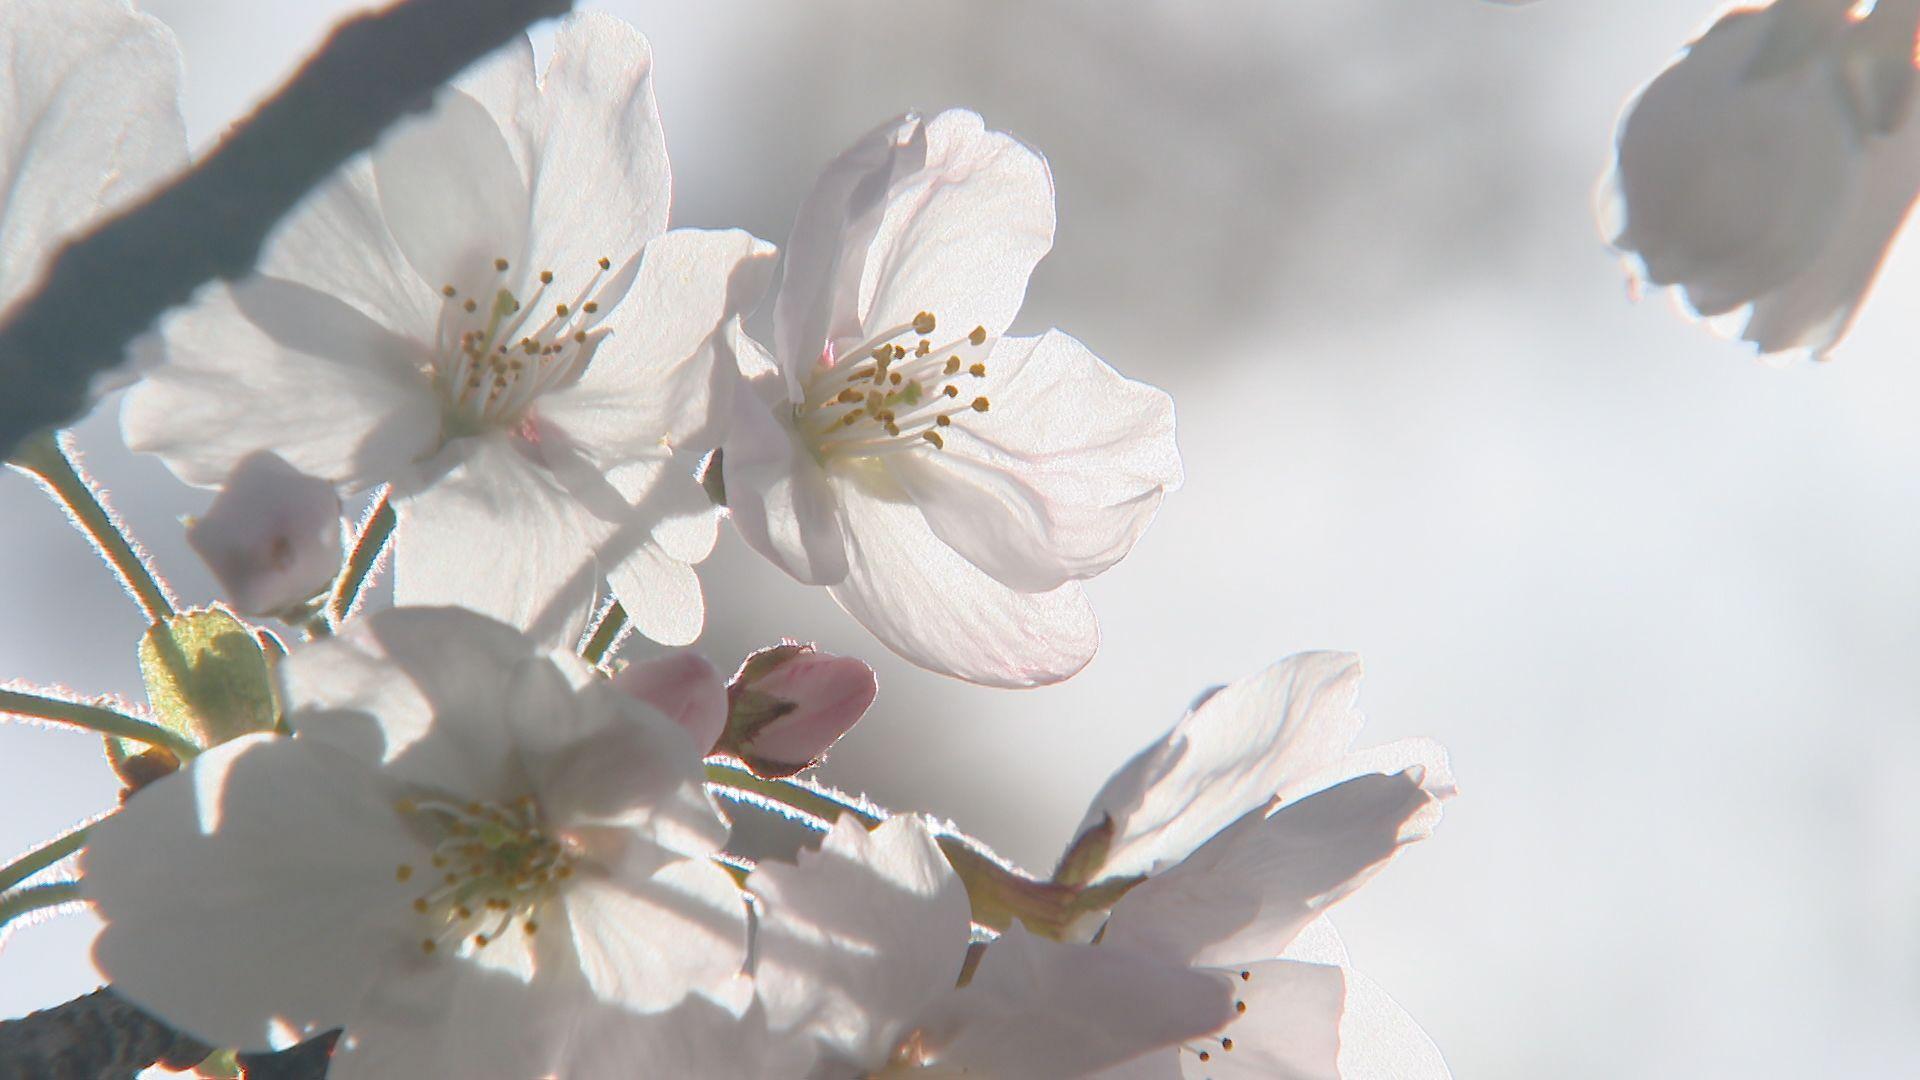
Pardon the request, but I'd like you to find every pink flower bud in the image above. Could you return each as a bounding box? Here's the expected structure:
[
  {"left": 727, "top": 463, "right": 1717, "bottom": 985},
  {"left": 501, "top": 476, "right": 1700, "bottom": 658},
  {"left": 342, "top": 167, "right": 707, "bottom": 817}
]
[
  {"left": 612, "top": 651, "right": 727, "bottom": 754},
  {"left": 187, "top": 451, "right": 344, "bottom": 618},
  {"left": 722, "top": 643, "right": 876, "bottom": 777}
]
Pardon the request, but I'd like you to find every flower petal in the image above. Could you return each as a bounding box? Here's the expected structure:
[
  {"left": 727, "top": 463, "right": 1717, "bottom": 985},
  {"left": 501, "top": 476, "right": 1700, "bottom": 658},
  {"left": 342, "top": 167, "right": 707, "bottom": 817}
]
[
  {"left": 326, "top": 957, "right": 569, "bottom": 1080},
  {"left": 84, "top": 735, "right": 417, "bottom": 1051},
  {"left": 391, "top": 436, "right": 606, "bottom": 649},
  {"left": 926, "top": 923, "right": 1234, "bottom": 1077},
  {"left": 612, "top": 651, "right": 728, "bottom": 754},
  {"left": 749, "top": 815, "right": 973, "bottom": 1067},
  {"left": 523, "top": 13, "right": 670, "bottom": 278},
  {"left": 1076, "top": 653, "right": 1369, "bottom": 881},
  {"left": 0, "top": 0, "right": 185, "bottom": 307},
  {"left": 127, "top": 277, "right": 440, "bottom": 489},
  {"left": 1333, "top": 967, "right": 1453, "bottom": 1080},
  {"left": 563, "top": 858, "right": 749, "bottom": 1013},
  {"left": 889, "top": 330, "right": 1180, "bottom": 592},
  {"left": 373, "top": 87, "right": 530, "bottom": 300},
  {"left": 722, "top": 375, "right": 850, "bottom": 586},
  {"left": 186, "top": 450, "right": 345, "bottom": 617},
  {"left": 1101, "top": 770, "right": 1447, "bottom": 968},
  {"left": 856, "top": 109, "right": 1055, "bottom": 345},
  {"left": 281, "top": 607, "right": 542, "bottom": 798},
  {"left": 569, "top": 996, "right": 818, "bottom": 1078},
  {"left": 258, "top": 160, "right": 437, "bottom": 342},
  {"left": 1179, "top": 960, "right": 1344, "bottom": 1080},
  {"left": 827, "top": 479, "right": 1097, "bottom": 686},
  {"left": 773, "top": 113, "right": 925, "bottom": 394},
  {"left": 542, "top": 228, "right": 777, "bottom": 458},
  {"left": 605, "top": 535, "right": 707, "bottom": 648}
]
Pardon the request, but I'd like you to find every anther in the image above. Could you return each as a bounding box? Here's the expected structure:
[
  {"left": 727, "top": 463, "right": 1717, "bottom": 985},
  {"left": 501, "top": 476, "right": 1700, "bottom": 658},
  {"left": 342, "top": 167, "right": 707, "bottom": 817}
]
[
  {"left": 943, "top": 385, "right": 959, "bottom": 398},
  {"left": 1198, "top": 1051, "right": 1211, "bottom": 1063},
  {"left": 971, "top": 396, "right": 990, "bottom": 412},
  {"left": 913, "top": 311, "right": 937, "bottom": 335},
  {"left": 1235, "top": 1000, "right": 1247, "bottom": 1014},
  {"left": 555, "top": 304, "right": 570, "bottom": 317},
  {"left": 412, "top": 897, "right": 429, "bottom": 913},
  {"left": 922, "top": 431, "right": 944, "bottom": 449},
  {"left": 421, "top": 939, "right": 437, "bottom": 954},
  {"left": 969, "top": 325, "right": 987, "bottom": 346},
  {"left": 441, "top": 285, "right": 456, "bottom": 298},
  {"left": 597, "top": 256, "right": 612, "bottom": 270},
  {"left": 463, "top": 299, "right": 478, "bottom": 313},
  {"left": 524, "top": 921, "right": 539, "bottom": 935},
  {"left": 1221, "top": 1038, "right": 1234, "bottom": 1052},
  {"left": 916, "top": 341, "right": 931, "bottom": 357},
  {"left": 945, "top": 357, "right": 961, "bottom": 375},
  {"left": 871, "top": 346, "right": 891, "bottom": 363},
  {"left": 935, "top": 415, "right": 952, "bottom": 427},
  {"left": 396, "top": 864, "right": 414, "bottom": 882},
  {"left": 494, "top": 258, "right": 510, "bottom": 272},
  {"left": 969, "top": 362, "right": 987, "bottom": 378},
  {"left": 539, "top": 270, "right": 554, "bottom": 285},
  {"left": 582, "top": 301, "right": 598, "bottom": 314},
  {"left": 1239, "top": 971, "right": 1251, "bottom": 981}
]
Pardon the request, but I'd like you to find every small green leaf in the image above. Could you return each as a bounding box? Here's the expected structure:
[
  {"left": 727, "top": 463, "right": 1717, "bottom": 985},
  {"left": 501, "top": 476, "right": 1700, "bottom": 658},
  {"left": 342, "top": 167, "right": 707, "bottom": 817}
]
[{"left": 136, "top": 606, "right": 279, "bottom": 750}]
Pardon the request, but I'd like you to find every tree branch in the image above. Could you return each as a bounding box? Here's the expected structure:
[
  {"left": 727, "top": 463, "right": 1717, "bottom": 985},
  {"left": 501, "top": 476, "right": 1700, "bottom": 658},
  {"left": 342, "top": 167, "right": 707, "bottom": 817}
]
[
  {"left": 0, "top": 987, "right": 340, "bottom": 1079},
  {"left": 0, "top": 0, "right": 574, "bottom": 456}
]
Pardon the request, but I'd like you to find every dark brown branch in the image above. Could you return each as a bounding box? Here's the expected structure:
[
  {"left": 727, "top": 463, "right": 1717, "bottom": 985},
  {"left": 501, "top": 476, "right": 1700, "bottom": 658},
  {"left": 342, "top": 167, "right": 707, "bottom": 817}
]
[
  {"left": 0, "top": 0, "right": 573, "bottom": 456},
  {"left": 0, "top": 986, "right": 339, "bottom": 1079}
]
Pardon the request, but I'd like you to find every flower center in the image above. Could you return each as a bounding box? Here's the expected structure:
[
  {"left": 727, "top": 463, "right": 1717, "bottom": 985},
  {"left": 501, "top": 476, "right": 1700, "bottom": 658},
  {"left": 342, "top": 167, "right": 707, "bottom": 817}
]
[
  {"left": 429, "top": 254, "right": 623, "bottom": 437},
  {"left": 393, "top": 792, "right": 576, "bottom": 955},
  {"left": 796, "top": 311, "right": 993, "bottom": 461}
]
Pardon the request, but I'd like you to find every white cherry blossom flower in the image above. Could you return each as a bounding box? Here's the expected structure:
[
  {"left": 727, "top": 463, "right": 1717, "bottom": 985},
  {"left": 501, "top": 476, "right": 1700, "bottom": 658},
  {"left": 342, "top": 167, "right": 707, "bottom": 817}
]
[
  {"left": 1605, "top": 0, "right": 1920, "bottom": 359},
  {"left": 721, "top": 110, "right": 1181, "bottom": 687},
  {"left": 187, "top": 450, "right": 344, "bottom": 618},
  {"left": 749, "top": 815, "right": 1233, "bottom": 1078},
  {"left": 123, "top": 14, "right": 774, "bottom": 646},
  {"left": 1065, "top": 653, "right": 1456, "bottom": 1079},
  {"left": 82, "top": 607, "right": 750, "bottom": 1078}
]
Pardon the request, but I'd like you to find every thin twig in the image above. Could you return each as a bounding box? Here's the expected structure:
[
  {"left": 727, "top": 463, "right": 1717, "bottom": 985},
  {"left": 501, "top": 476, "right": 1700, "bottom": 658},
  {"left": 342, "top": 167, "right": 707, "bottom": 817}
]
[
  {"left": 0, "top": 0, "right": 575, "bottom": 455},
  {"left": 580, "top": 599, "right": 630, "bottom": 667},
  {"left": 328, "top": 491, "right": 395, "bottom": 624},
  {"left": 0, "top": 823, "right": 92, "bottom": 894},
  {"left": 0, "top": 687, "right": 200, "bottom": 761},
  {"left": 10, "top": 432, "right": 174, "bottom": 623}
]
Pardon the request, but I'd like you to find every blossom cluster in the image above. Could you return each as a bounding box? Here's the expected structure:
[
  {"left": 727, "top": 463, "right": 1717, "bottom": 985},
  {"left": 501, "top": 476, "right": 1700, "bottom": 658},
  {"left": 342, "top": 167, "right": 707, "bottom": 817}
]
[{"left": 0, "top": 3, "right": 1462, "bottom": 1077}]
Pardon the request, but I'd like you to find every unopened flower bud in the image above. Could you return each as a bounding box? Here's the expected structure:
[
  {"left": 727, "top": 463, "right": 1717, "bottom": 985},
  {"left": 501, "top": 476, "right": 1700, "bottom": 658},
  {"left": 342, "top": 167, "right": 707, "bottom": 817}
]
[
  {"left": 721, "top": 643, "right": 876, "bottom": 777},
  {"left": 612, "top": 651, "right": 727, "bottom": 753},
  {"left": 186, "top": 451, "right": 344, "bottom": 618}
]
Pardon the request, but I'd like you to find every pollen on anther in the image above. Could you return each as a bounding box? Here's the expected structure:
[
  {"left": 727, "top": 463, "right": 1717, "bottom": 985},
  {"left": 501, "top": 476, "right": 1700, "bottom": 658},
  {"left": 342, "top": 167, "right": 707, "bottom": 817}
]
[
  {"left": 889, "top": 372, "right": 903, "bottom": 385},
  {"left": 913, "top": 311, "right": 937, "bottom": 335},
  {"left": 555, "top": 304, "right": 570, "bottom": 317},
  {"left": 969, "top": 325, "right": 987, "bottom": 346},
  {"left": 1198, "top": 1051, "right": 1211, "bottom": 1063},
  {"left": 420, "top": 939, "right": 437, "bottom": 954},
  {"left": 935, "top": 414, "right": 951, "bottom": 427},
  {"left": 574, "top": 331, "right": 588, "bottom": 343},
  {"left": 539, "top": 270, "right": 554, "bottom": 284},
  {"left": 944, "top": 357, "right": 961, "bottom": 375},
  {"left": 474, "top": 933, "right": 490, "bottom": 947},
  {"left": 412, "top": 897, "right": 429, "bottom": 913},
  {"left": 463, "top": 299, "right": 478, "bottom": 313},
  {"left": 597, "top": 256, "right": 612, "bottom": 270},
  {"left": 969, "top": 362, "right": 987, "bottom": 378},
  {"left": 922, "top": 430, "right": 944, "bottom": 449},
  {"left": 494, "top": 257, "right": 510, "bottom": 272},
  {"left": 892, "top": 344, "right": 907, "bottom": 360},
  {"left": 1235, "top": 1000, "right": 1247, "bottom": 1014},
  {"left": 916, "top": 341, "right": 931, "bottom": 357},
  {"left": 971, "top": 396, "right": 990, "bottom": 412},
  {"left": 1221, "top": 1038, "right": 1235, "bottom": 1052},
  {"left": 943, "top": 385, "right": 959, "bottom": 398},
  {"left": 396, "top": 864, "right": 414, "bottom": 882},
  {"left": 524, "top": 921, "right": 540, "bottom": 935},
  {"left": 583, "top": 301, "right": 598, "bottom": 314},
  {"left": 441, "top": 285, "right": 456, "bottom": 298},
  {"left": 1239, "top": 970, "right": 1251, "bottom": 981}
]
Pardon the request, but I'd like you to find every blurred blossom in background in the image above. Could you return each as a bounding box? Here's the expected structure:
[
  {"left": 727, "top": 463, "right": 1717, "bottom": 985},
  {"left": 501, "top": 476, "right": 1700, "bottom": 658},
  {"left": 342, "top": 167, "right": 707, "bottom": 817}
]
[{"left": 3, "top": 2, "right": 1920, "bottom": 1077}]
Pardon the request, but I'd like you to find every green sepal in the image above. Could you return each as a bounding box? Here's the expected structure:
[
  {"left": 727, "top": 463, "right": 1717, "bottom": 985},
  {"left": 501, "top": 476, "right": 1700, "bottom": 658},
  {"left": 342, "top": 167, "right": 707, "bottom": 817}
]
[{"left": 134, "top": 606, "right": 280, "bottom": 752}]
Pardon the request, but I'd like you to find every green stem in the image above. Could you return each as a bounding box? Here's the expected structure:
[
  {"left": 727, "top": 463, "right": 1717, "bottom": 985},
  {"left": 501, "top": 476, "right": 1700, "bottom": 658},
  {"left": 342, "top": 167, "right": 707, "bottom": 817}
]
[
  {"left": 0, "top": 688, "right": 200, "bottom": 760},
  {"left": 11, "top": 432, "right": 173, "bottom": 624},
  {"left": 329, "top": 491, "right": 395, "bottom": 624},
  {"left": 0, "top": 824, "right": 92, "bottom": 893},
  {"left": 704, "top": 761, "right": 885, "bottom": 828},
  {"left": 0, "top": 881, "right": 85, "bottom": 933},
  {"left": 580, "top": 600, "right": 629, "bottom": 667}
]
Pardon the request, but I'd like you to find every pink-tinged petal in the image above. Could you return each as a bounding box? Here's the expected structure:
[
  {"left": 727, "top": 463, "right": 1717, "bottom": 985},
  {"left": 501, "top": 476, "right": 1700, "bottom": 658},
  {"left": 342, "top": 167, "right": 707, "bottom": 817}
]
[
  {"left": 1609, "top": 5, "right": 1858, "bottom": 315},
  {"left": 773, "top": 113, "right": 926, "bottom": 396},
  {"left": 0, "top": 0, "right": 185, "bottom": 307},
  {"left": 1334, "top": 967, "right": 1453, "bottom": 1080},
  {"left": 542, "top": 228, "right": 777, "bottom": 459},
  {"left": 925, "top": 923, "right": 1234, "bottom": 1077},
  {"left": 612, "top": 651, "right": 727, "bottom": 753},
  {"left": 84, "top": 735, "right": 418, "bottom": 1051},
  {"left": 280, "top": 607, "right": 543, "bottom": 799},
  {"left": 889, "top": 330, "right": 1180, "bottom": 592},
  {"left": 722, "top": 374, "right": 851, "bottom": 586},
  {"left": 188, "top": 450, "right": 344, "bottom": 617},
  {"left": 856, "top": 109, "right": 1056, "bottom": 345},
  {"left": 373, "top": 87, "right": 530, "bottom": 301},
  {"left": 127, "top": 278, "right": 441, "bottom": 490},
  {"left": 1101, "top": 770, "right": 1448, "bottom": 968},
  {"left": 750, "top": 815, "right": 973, "bottom": 1066},
  {"left": 522, "top": 13, "right": 670, "bottom": 279},
  {"left": 1077, "top": 653, "right": 1368, "bottom": 881},
  {"left": 391, "top": 436, "right": 606, "bottom": 649},
  {"left": 722, "top": 643, "right": 876, "bottom": 776},
  {"left": 258, "top": 160, "right": 438, "bottom": 342},
  {"left": 562, "top": 858, "right": 749, "bottom": 1013},
  {"left": 827, "top": 479, "right": 1098, "bottom": 687}
]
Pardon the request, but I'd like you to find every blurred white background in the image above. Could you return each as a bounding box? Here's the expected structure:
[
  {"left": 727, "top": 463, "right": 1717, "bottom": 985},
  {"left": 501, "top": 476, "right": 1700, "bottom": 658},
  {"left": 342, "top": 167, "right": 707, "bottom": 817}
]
[{"left": 4, "top": 1, "right": 1920, "bottom": 1076}]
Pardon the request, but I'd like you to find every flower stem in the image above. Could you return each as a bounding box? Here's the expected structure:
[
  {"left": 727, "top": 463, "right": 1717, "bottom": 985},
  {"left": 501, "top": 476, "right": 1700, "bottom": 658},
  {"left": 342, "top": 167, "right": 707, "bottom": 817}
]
[
  {"left": 329, "top": 491, "right": 395, "bottom": 625},
  {"left": 581, "top": 600, "right": 629, "bottom": 667},
  {"left": 704, "top": 761, "right": 885, "bottom": 828},
  {"left": 0, "top": 688, "right": 200, "bottom": 760},
  {"left": 10, "top": 432, "right": 174, "bottom": 624},
  {"left": 0, "top": 825, "right": 93, "bottom": 894},
  {"left": 0, "top": 881, "right": 85, "bottom": 934}
]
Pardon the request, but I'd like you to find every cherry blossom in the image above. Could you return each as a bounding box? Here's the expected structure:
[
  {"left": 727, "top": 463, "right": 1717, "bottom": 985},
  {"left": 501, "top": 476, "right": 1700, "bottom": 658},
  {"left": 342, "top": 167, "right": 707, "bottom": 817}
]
[
  {"left": 749, "top": 815, "right": 1232, "bottom": 1077},
  {"left": 186, "top": 450, "right": 344, "bottom": 618},
  {"left": 122, "top": 13, "right": 774, "bottom": 646},
  {"left": 721, "top": 110, "right": 1181, "bottom": 687},
  {"left": 1606, "top": 0, "right": 1920, "bottom": 358},
  {"left": 82, "top": 608, "right": 749, "bottom": 1077},
  {"left": 720, "top": 642, "right": 877, "bottom": 777}
]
